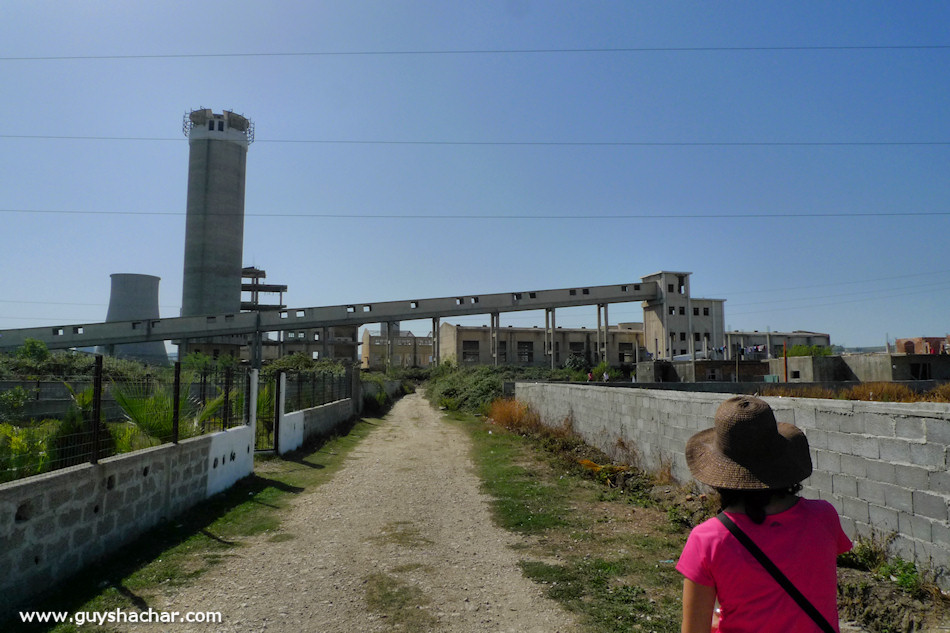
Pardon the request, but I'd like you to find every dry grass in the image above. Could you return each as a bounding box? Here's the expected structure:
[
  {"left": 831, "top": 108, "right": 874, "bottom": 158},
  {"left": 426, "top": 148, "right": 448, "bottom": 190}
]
[
  {"left": 487, "top": 398, "right": 543, "bottom": 433},
  {"left": 761, "top": 381, "right": 950, "bottom": 403}
]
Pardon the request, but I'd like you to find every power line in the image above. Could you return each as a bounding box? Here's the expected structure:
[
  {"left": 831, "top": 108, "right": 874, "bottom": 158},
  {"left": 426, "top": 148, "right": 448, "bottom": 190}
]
[
  {"left": 2, "top": 134, "right": 948, "bottom": 147},
  {"left": 1, "top": 208, "right": 948, "bottom": 220},
  {"left": 2, "top": 44, "right": 949, "bottom": 61}
]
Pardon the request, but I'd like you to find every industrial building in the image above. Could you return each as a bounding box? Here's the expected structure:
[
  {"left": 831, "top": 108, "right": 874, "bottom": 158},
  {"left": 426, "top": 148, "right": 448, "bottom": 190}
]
[
  {"left": 436, "top": 322, "right": 644, "bottom": 367},
  {"left": 361, "top": 330, "right": 434, "bottom": 370}
]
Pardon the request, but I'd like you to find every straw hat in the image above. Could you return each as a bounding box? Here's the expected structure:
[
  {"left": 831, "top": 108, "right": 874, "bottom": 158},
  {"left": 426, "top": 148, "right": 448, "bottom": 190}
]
[{"left": 685, "top": 395, "right": 812, "bottom": 490}]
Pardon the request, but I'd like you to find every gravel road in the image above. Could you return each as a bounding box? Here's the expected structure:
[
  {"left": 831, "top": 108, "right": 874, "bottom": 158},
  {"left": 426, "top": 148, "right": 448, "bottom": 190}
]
[{"left": 131, "top": 392, "right": 578, "bottom": 633}]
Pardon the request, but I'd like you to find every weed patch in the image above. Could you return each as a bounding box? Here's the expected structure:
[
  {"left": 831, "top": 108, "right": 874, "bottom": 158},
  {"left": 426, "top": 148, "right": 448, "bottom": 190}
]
[{"left": 363, "top": 572, "right": 437, "bottom": 631}]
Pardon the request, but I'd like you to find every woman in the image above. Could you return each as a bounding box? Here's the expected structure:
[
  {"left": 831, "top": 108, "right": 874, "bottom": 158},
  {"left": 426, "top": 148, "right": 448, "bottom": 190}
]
[{"left": 676, "top": 396, "right": 852, "bottom": 632}]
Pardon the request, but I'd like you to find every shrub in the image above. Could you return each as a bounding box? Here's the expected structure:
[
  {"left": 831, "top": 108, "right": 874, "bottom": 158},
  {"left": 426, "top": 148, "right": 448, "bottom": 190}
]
[
  {"left": 0, "top": 423, "right": 50, "bottom": 483},
  {"left": 487, "top": 399, "right": 542, "bottom": 433}
]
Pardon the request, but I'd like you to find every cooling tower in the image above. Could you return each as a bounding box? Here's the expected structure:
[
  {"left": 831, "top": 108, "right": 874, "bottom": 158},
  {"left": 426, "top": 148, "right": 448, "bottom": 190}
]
[
  {"left": 180, "top": 109, "right": 253, "bottom": 317},
  {"left": 98, "top": 273, "right": 169, "bottom": 364}
]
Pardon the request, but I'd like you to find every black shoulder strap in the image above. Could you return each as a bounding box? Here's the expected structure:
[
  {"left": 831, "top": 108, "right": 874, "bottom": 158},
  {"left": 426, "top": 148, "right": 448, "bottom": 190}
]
[{"left": 716, "top": 513, "right": 836, "bottom": 633}]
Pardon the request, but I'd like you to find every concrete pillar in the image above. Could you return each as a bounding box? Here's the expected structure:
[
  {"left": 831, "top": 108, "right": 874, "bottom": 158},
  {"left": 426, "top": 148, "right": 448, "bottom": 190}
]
[{"left": 491, "top": 312, "right": 500, "bottom": 366}]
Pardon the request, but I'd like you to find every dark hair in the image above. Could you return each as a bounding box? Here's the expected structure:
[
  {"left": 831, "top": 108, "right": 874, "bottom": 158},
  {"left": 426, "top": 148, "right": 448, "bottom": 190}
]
[{"left": 716, "top": 484, "right": 803, "bottom": 525}]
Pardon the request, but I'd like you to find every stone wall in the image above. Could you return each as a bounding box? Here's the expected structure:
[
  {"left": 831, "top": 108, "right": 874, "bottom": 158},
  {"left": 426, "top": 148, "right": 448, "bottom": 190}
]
[
  {"left": 515, "top": 382, "right": 950, "bottom": 576},
  {"left": 0, "top": 424, "right": 255, "bottom": 618}
]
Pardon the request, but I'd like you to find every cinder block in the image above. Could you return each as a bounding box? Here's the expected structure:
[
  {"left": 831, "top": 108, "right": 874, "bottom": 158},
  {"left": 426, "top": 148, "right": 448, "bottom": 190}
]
[
  {"left": 890, "top": 534, "right": 916, "bottom": 560},
  {"left": 879, "top": 438, "right": 912, "bottom": 464},
  {"left": 913, "top": 490, "right": 949, "bottom": 522},
  {"left": 827, "top": 432, "right": 853, "bottom": 454},
  {"left": 898, "top": 512, "right": 934, "bottom": 542},
  {"left": 925, "top": 418, "right": 950, "bottom": 445},
  {"left": 868, "top": 504, "right": 899, "bottom": 533},
  {"left": 808, "top": 470, "right": 833, "bottom": 494},
  {"left": 851, "top": 435, "right": 880, "bottom": 459},
  {"left": 910, "top": 442, "right": 946, "bottom": 468},
  {"left": 863, "top": 414, "right": 896, "bottom": 438},
  {"left": 916, "top": 540, "right": 950, "bottom": 569},
  {"left": 866, "top": 460, "right": 896, "bottom": 484},
  {"left": 840, "top": 415, "right": 867, "bottom": 435},
  {"left": 931, "top": 470, "right": 950, "bottom": 494},
  {"left": 934, "top": 521, "right": 950, "bottom": 547},
  {"left": 895, "top": 464, "right": 931, "bottom": 490},
  {"left": 882, "top": 483, "right": 914, "bottom": 513},
  {"left": 840, "top": 455, "right": 869, "bottom": 478},
  {"left": 815, "top": 449, "right": 841, "bottom": 472},
  {"left": 832, "top": 474, "right": 858, "bottom": 497},
  {"left": 858, "top": 479, "right": 886, "bottom": 506},
  {"left": 895, "top": 417, "right": 926, "bottom": 441},
  {"left": 803, "top": 429, "right": 827, "bottom": 451}
]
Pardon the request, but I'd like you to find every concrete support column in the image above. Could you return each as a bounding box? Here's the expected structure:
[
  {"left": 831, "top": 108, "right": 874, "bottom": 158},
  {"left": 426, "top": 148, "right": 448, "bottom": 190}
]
[
  {"left": 602, "top": 303, "right": 609, "bottom": 364},
  {"left": 386, "top": 321, "right": 397, "bottom": 370},
  {"left": 596, "top": 306, "right": 602, "bottom": 363},
  {"left": 432, "top": 317, "right": 440, "bottom": 365},
  {"left": 490, "top": 312, "right": 500, "bottom": 367},
  {"left": 686, "top": 276, "right": 694, "bottom": 361}
]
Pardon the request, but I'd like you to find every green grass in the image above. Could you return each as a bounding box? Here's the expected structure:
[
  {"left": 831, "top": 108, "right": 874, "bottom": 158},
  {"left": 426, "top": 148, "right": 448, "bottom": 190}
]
[
  {"left": 363, "top": 572, "right": 437, "bottom": 630},
  {"left": 445, "top": 411, "right": 686, "bottom": 633},
  {"left": 10, "top": 416, "right": 381, "bottom": 633},
  {"left": 446, "top": 411, "right": 573, "bottom": 533}
]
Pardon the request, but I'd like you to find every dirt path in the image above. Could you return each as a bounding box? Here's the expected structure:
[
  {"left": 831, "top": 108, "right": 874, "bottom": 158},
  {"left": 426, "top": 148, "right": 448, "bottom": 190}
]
[{"left": 133, "top": 393, "right": 579, "bottom": 633}]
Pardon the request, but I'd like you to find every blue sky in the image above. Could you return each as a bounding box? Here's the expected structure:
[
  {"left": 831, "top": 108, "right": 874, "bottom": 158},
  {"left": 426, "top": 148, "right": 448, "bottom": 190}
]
[{"left": 1, "top": 1, "right": 948, "bottom": 349}]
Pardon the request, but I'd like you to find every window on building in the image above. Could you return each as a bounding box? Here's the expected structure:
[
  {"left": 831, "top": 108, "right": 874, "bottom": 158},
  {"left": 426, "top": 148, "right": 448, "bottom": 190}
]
[
  {"left": 569, "top": 342, "right": 584, "bottom": 353},
  {"left": 791, "top": 370, "right": 801, "bottom": 379},
  {"left": 497, "top": 341, "right": 507, "bottom": 363},
  {"left": 679, "top": 307, "right": 686, "bottom": 315},
  {"left": 517, "top": 341, "right": 534, "bottom": 363},
  {"left": 619, "top": 342, "right": 634, "bottom": 363},
  {"left": 462, "top": 340, "right": 479, "bottom": 363},
  {"left": 208, "top": 121, "right": 214, "bottom": 130},
  {"left": 703, "top": 307, "right": 710, "bottom": 316},
  {"left": 693, "top": 307, "right": 699, "bottom": 316},
  {"left": 669, "top": 307, "right": 676, "bottom": 316},
  {"left": 680, "top": 332, "right": 686, "bottom": 341},
  {"left": 695, "top": 333, "right": 701, "bottom": 342},
  {"left": 217, "top": 120, "right": 224, "bottom": 131},
  {"left": 668, "top": 284, "right": 675, "bottom": 292}
]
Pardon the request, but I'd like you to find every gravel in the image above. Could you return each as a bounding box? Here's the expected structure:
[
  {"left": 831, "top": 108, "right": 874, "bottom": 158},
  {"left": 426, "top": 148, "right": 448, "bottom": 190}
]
[{"left": 127, "top": 392, "right": 578, "bottom": 633}]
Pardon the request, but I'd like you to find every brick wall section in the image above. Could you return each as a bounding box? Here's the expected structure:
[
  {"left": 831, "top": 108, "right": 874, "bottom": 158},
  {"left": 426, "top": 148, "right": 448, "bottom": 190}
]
[
  {"left": 0, "top": 426, "right": 254, "bottom": 619},
  {"left": 515, "top": 383, "right": 950, "bottom": 577}
]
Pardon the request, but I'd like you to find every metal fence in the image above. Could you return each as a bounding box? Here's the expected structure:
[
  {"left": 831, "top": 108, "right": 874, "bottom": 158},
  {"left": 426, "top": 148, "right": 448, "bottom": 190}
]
[
  {"left": 0, "top": 357, "right": 250, "bottom": 484},
  {"left": 283, "top": 370, "right": 352, "bottom": 414},
  {"left": 253, "top": 368, "right": 353, "bottom": 451}
]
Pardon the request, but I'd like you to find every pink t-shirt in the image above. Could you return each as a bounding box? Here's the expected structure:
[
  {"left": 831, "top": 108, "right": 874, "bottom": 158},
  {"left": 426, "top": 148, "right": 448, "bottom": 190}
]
[{"left": 677, "top": 498, "right": 852, "bottom": 632}]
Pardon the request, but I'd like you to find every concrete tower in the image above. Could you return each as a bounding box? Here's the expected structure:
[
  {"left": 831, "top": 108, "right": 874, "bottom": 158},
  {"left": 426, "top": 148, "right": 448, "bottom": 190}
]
[
  {"left": 180, "top": 109, "right": 253, "bottom": 317},
  {"left": 98, "top": 274, "right": 169, "bottom": 365}
]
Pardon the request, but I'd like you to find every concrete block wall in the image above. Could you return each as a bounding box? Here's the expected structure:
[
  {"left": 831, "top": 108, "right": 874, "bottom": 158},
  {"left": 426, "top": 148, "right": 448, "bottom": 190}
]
[
  {"left": 515, "top": 382, "right": 950, "bottom": 576},
  {"left": 279, "top": 400, "right": 353, "bottom": 455},
  {"left": 0, "top": 425, "right": 255, "bottom": 619}
]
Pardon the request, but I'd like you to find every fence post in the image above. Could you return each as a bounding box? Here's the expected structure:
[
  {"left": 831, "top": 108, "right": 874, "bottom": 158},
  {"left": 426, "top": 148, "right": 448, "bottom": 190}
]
[
  {"left": 223, "top": 368, "right": 232, "bottom": 429},
  {"left": 90, "top": 355, "right": 103, "bottom": 464},
  {"left": 274, "top": 371, "right": 283, "bottom": 454},
  {"left": 172, "top": 362, "right": 181, "bottom": 443}
]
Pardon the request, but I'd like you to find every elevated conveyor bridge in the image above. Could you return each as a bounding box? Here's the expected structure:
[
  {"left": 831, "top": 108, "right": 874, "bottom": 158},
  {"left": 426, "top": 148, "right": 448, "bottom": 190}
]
[{"left": 0, "top": 281, "right": 659, "bottom": 368}]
